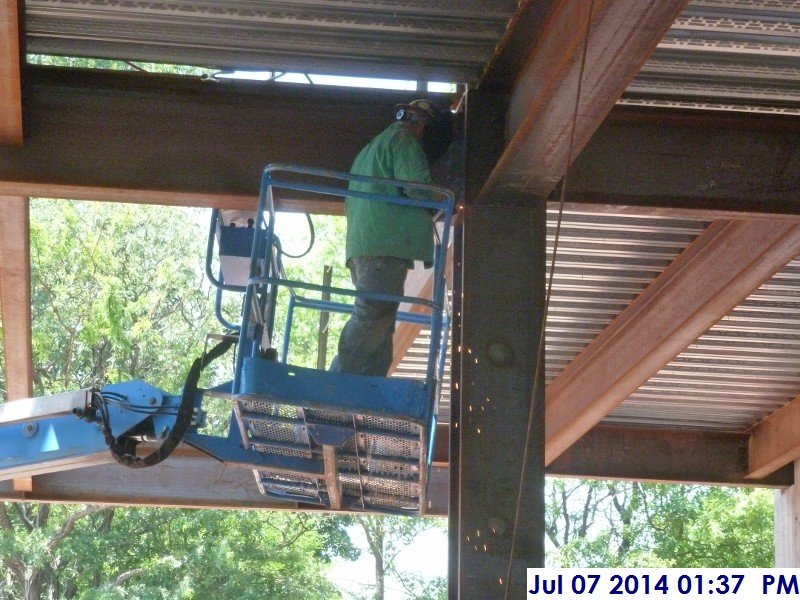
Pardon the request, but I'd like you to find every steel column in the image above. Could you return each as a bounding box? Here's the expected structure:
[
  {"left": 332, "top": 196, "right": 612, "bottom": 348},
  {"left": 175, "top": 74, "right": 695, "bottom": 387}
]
[
  {"left": 0, "top": 195, "right": 33, "bottom": 401},
  {"left": 450, "top": 88, "right": 546, "bottom": 598},
  {"left": 454, "top": 202, "right": 545, "bottom": 597}
]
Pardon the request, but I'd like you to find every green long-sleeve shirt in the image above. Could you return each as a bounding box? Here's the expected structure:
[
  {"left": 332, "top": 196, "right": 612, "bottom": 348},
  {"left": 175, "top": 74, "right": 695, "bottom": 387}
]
[{"left": 345, "top": 122, "right": 435, "bottom": 267}]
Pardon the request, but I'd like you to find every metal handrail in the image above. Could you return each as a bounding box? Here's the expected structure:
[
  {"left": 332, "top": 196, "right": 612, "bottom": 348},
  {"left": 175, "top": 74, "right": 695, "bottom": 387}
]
[{"left": 232, "top": 164, "right": 454, "bottom": 406}]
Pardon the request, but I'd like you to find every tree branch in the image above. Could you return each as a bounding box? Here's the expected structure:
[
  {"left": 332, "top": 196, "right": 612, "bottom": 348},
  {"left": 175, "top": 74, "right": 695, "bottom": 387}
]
[
  {"left": 112, "top": 567, "right": 146, "bottom": 588},
  {"left": 47, "top": 505, "right": 105, "bottom": 551},
  {"left": 14, "top": 504, "right": 33, "bottom": 533},
  {"left": 0, "top": 503, "right": 14, "bottom": 530},
  {"left": 262, "top": 514, "right": 313, "bottom": 552},
  {"left": 36, "top": 504, "right": 50, "bottom": 529}
]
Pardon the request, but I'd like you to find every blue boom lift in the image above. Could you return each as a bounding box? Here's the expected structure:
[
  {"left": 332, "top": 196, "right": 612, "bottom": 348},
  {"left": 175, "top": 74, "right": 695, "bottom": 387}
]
[{"left": 0, "top": 165, "right": 453, "bottom": 515}]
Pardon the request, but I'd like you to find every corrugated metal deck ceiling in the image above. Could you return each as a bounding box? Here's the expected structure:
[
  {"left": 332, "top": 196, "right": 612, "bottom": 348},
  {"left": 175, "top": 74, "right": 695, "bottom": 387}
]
[
  {"left": 24, "top": 0, "right": 800, "bottom": 112},
  {"left": 398, "top": 207, "right": 800, "bottom": 433},
  {"left": 544, "top": 208, "right": 800, "bottom": 433},
  {"left": 24, "top": 0, "right": 518, "bottom": 84},
  {"left": 624, "top": 0, "right": 800, "bottom": 114}
]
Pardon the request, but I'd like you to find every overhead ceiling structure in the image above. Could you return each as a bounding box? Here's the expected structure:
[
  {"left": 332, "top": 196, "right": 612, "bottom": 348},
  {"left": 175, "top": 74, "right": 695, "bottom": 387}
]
[
  {"left": 24, "top": 0, "right": 519, "bottom": 84},
  {"left": 1, "top": 0, "right": 800, "bottom": 566},
  {"left": 624, "top": 0, "right": 800, "bottom": 114}
]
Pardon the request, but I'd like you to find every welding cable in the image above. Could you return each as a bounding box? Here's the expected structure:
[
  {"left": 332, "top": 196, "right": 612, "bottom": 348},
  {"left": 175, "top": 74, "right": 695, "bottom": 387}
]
[
  {"left": 96, "top": 336, "right": 236, "bottom": 468},
  {"left": 277, "top": 213, "right": 316, "bottom": 259},
  {"left": 503, "top": 0, "right": 596, "bottom": 596}
]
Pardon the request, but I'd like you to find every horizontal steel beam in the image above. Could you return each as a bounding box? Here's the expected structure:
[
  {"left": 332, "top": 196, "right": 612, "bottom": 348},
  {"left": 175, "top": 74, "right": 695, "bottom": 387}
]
[
  {"left": 5, "top": 68, "right": 800, "bottom": 216},
  {"left": 0, "top": 446, "right": 451, "bottom": 516},
  {"left": 4, "top": 66, "right": 445, "bottom": 204},
  {"left": 482, "top": 0, "right": 688, "bottom": 198},
  {"left": 545, "top": 219, "right": 800, "bottom": 465},
  {"left": 551, "top": 424, "right": 793, "bottom": 488},
  {"left": 568, "top": 107, "right": 800, "bottom": 213},
  {"left": 0, "top": 423, "right": 787, "bottom": 512},
  {"left": 748, "top": 395, "right": 800, "bottom": 480},
  {"left": 0, "top": 181, "right": 344, "bottom": 215}
]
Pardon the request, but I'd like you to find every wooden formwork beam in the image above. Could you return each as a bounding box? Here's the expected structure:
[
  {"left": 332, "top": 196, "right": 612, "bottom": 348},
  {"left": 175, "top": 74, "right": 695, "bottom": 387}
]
[
  {"left": 0, "top": 0, "right": 22, "bottom": 146},
  {"left": 0, "top": 196, "right": 32, "bottom": 401}
]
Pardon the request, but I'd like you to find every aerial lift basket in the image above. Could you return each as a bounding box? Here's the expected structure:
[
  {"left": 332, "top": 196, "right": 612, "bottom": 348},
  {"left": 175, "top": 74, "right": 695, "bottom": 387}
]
[{"left": 209, "top": 164, "right": 454, "bottom": 514}]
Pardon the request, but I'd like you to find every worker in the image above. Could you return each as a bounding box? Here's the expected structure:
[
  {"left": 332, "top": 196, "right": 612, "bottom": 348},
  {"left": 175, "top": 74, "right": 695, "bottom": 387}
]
[{"left": 330, "top": 98, "right": 453, "bottom": 376}]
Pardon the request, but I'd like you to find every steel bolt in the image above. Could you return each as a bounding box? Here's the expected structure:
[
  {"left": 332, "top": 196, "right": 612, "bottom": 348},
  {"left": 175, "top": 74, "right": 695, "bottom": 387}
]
[{"left": 486, "top": 341, "right": 514, "bottom": 366}]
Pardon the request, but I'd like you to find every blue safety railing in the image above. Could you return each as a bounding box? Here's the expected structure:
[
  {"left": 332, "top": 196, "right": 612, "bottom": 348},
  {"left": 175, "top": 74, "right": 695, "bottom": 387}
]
[
  {"left": 207, "top": 163, "right": 453, "bottom": 400},
  {"left": 267, "top": 165, "right": 447, "bottom": 389},
  {"left": 205, "top": 165, "right": 453, "bottom": 512}
]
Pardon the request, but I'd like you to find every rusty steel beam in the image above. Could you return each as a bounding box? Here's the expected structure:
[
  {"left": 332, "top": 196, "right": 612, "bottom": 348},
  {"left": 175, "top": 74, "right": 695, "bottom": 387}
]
[
  {"left": 482, "top": 0, "right": 688, "bottom": 198},
  {"left": 3, "top": 66, "right": 450, "bottom": 201},
  {"left": 0, "top": 445, "right": 451, "bottom": 516},
  {"left": 552, "top": 424, "right": 792, "bottom": 488},
  {"left": 0, "top": 421, "right": 788, "bottom": 513},
  {"left": 478, "top": 1, "right": 553, "bottom": 92},
  {"left": 546, "top": 219, "right": 800, "bottom": 466},
  {"left": 0, "top": 181, "right": 344, "bottom": 215},
  {"left": 568, "top": 107, "right": 800, "bottom": 214},
  {"left": 6, "top": 69, "right": 800, "bottom": 216},
  {"left": 749, "top": 396, "right": 800, "bottom": 480}
]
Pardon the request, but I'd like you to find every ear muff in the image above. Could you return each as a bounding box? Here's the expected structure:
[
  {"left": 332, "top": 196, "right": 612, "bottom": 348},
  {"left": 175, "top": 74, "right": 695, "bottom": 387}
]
[
  {"left": 409, "top": 99, "right": 438, "bottom": 120},
  {"left": 395, "top": 99, "right": 439, "bottom": 122}
]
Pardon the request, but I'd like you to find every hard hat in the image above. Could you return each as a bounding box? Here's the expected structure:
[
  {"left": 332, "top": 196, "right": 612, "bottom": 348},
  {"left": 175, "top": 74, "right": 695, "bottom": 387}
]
[{"left": 395, "top": 99, "right": 439, "bottom": 122}]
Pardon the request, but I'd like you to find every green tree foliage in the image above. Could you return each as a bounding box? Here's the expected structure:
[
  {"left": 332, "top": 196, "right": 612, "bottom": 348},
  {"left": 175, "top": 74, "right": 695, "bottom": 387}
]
[
  {"left": 0, "top": 503, "right": 343, "bottom": 600},
  {"left": 546, "top": 479, "right": 774, "bottom": 569},
  {"left": 643, "top": 485, "right": 774, "bottom": 567},
  {"left": 350, "top": 515, "right": 446, "bottom": 600},
  {"left": 27, "top": 54, "right": 215, "bottom": 77},
  {"left": 68, "top": 509, "right": 341, "bottom": 600},
  {"left": 29, "top": 200, "right": 216, "bottom": 394},
  {"left": 271, "top": 213, "right": 350, "bottom": 368},
  {"left": 0, "top": 200, "right": 346, "bottom": 599}
]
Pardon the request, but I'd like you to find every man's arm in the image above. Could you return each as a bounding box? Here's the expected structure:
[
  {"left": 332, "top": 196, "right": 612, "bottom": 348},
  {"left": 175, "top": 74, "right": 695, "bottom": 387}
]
[{"left": 392, "top": 130, "right": 434, "bottom": 200}]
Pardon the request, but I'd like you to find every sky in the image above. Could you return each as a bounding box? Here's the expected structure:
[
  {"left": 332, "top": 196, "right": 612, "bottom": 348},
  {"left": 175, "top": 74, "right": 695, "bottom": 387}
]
[
  {"left": 217, "top": 69, "right": 456, "bottom": 94},
  {"left": 327, "top": 524, "right": 448, "bottom": 599}
]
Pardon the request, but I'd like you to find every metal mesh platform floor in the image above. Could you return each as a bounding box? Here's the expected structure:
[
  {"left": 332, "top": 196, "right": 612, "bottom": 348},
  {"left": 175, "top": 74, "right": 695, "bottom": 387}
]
[{"left": 232, "top": 360, "right": 435, "bottom": 514}]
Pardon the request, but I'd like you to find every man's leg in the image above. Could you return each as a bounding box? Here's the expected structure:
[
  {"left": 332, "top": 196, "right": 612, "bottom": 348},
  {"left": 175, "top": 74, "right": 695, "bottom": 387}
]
[{"left": 330, "top": 256, "right": 407, "bottom": 376}]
